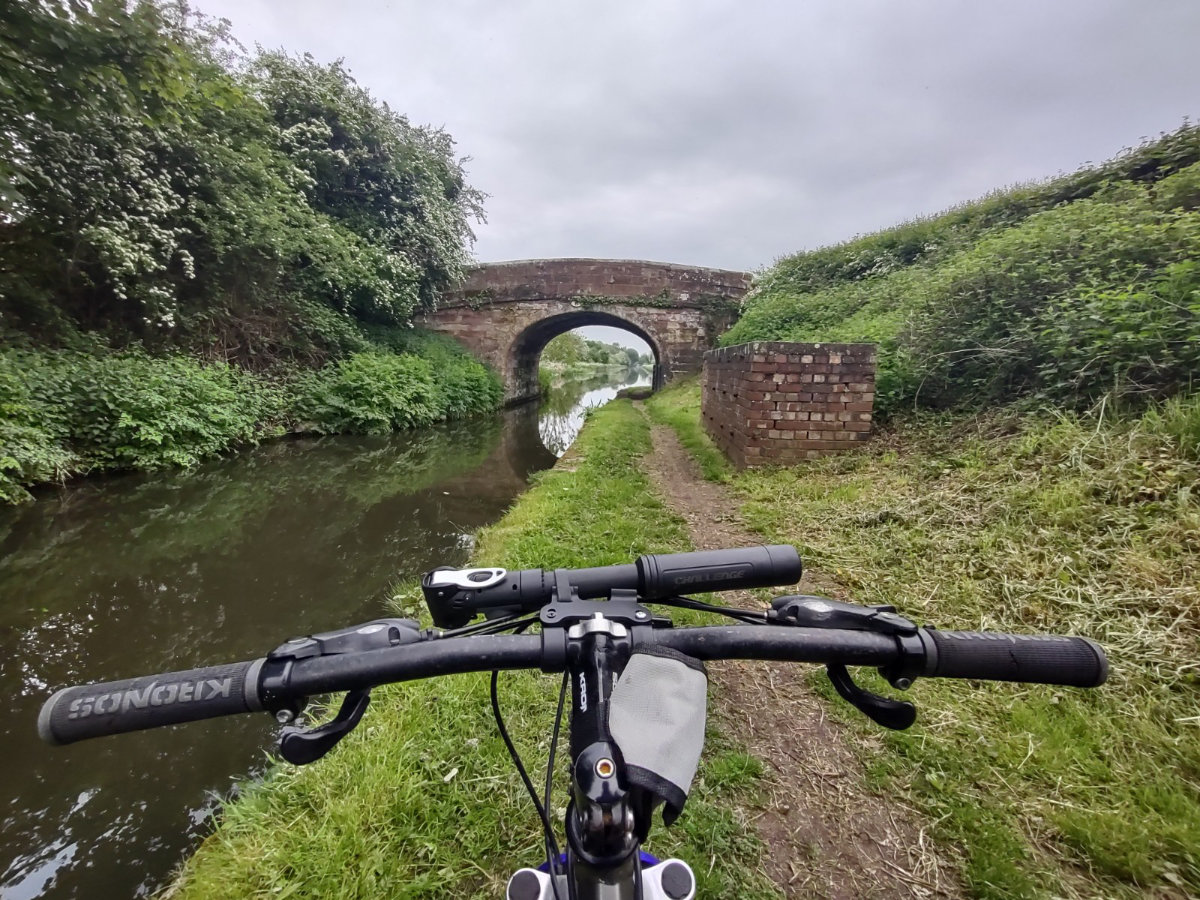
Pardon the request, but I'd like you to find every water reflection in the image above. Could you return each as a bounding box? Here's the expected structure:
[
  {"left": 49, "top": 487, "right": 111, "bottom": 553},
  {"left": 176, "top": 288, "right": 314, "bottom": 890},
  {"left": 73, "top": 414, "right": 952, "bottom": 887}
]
[
  {"left": 0, "top": 412, "right": 551, "bottom": 900},
  {"left": 0, "top": 366, "right": 639, "bottom": 900},
  {"left": 539, "top": 368, "right": 652, "bottom": 456}
]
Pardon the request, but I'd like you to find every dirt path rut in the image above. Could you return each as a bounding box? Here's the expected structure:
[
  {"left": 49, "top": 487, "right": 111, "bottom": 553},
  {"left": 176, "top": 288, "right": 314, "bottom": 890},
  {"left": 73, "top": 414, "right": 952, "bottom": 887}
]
[{"left": 639, "top": 416, "right": 964, "bottom": 899}]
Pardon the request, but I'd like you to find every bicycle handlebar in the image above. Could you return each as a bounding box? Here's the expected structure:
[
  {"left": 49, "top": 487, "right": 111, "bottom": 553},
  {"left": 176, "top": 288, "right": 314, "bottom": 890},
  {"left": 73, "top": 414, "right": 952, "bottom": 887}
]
[
  {"left": 38, "top": 625, "right": 1106, "bottom": 746},
  {"left": 39, "top": 658, "right": 266, "bottom": 746},
  {"left": 926, "top": 630, "right": 1107, "bottom": 686},
  {"left": 422, "top": 545, "right": 803, "bottom": 628}
]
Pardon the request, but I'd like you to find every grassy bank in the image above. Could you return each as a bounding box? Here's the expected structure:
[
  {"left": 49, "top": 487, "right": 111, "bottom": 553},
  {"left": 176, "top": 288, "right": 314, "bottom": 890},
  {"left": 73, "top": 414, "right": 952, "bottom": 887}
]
[
  {"left": 726, "top": 124, "right": 1200, "bottom": 416},
  {"left": 0, "top": 330, "right": 501, "bottom": 504},
  {"left": 650, "top": 380, "right": 1200, "bottom": 898},
  {"left": 168, "top": 401, "right": 780, "bottom": 899}
]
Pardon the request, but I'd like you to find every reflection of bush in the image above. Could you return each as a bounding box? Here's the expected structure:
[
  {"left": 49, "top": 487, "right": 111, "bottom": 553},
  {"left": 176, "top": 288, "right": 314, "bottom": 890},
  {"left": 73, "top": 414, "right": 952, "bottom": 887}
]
[{"left": 0, "top": 417, "right": 504, "bottom": 602}]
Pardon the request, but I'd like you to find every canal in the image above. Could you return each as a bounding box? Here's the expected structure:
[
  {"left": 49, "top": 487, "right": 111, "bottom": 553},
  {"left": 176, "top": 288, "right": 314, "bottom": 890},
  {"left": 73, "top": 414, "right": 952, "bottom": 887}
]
[{"left": 0, "top": 367, "right": 649, "bottom": 900}]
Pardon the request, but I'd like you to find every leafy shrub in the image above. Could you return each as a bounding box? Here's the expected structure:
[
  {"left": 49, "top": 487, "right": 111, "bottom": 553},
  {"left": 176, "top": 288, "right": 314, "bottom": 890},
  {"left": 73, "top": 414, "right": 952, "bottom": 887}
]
[
  {"left": 294, "top": 352, "right": 440, "bottom": 434},
  {"left": 293, "top": 337, "right": 501, "bottom": 435},
  {"left": 0, "top": 349, "right": 280, "bottom": 500},
  {"left": 0, "top": 355, "right": 74, "bottom": 502},
  {"left": 22, "top": 351, "right": 278, "bottom": 469}
]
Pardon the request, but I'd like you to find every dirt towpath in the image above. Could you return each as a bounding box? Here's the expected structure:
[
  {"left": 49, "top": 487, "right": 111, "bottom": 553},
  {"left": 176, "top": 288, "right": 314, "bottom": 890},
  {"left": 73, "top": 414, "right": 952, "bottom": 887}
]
[{"left": 638, "top": 414, "right": 964, "bottom": 899}]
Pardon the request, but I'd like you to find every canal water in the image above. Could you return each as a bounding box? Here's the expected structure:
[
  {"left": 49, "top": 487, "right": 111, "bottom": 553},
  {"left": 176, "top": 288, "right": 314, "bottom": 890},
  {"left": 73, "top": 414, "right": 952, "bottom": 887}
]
[{"left": 0, "top": 368, "right": 649, "bottom": 900}]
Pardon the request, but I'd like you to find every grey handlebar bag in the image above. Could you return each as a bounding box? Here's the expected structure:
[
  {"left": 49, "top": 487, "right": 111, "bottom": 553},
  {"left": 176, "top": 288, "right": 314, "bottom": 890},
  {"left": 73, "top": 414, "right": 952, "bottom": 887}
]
[{"left": 607, "top": 646, "right": 708, "bottom": 827}]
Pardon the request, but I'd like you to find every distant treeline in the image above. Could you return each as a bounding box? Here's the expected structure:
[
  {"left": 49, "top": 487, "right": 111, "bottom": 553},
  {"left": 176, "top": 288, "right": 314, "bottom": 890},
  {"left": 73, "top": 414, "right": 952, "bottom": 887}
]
[
  {"left": 726, "top": 123, "right": 1200, "bottom": 416},
  {"left": 540, "top": 332, "right": 653, "bottom": 372}
]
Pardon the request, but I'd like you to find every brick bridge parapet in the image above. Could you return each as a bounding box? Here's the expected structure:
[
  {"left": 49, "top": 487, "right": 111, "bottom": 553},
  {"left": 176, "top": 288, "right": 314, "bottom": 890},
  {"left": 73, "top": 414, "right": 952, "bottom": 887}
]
[{"left": 417, "top": 259, "right": 752, "bottom": 403}]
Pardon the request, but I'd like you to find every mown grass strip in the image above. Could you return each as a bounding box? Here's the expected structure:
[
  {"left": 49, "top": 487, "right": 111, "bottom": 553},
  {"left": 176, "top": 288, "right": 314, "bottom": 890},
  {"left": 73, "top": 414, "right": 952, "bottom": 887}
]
[
  {"left": 168, "top": 400, "right": 779, "bottom": 899},
  {"left": 645, "top": 379, "right": 731, "bottom": 483},
  {"left": 652, "top": 382, "right": 1200, "bottom": 899}
]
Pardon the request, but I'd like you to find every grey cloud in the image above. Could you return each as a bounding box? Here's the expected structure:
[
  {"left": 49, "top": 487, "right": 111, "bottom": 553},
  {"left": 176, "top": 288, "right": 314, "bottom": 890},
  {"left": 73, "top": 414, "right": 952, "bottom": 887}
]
[{"left": 196, "top": 0, "right": 1200, "bottom": 271}]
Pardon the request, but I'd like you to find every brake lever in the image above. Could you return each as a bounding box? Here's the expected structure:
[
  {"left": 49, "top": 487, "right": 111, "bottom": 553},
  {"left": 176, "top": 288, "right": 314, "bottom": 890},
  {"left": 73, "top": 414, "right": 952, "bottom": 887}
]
[
  {"left": 825, "top": 664, "right": 916, "bottom": 730},
  {"left": 279, "top": 688, "right": 371, "bottom": 765},
  {"left": 768, "top": 595, "right": 920, "bottom": 728}
]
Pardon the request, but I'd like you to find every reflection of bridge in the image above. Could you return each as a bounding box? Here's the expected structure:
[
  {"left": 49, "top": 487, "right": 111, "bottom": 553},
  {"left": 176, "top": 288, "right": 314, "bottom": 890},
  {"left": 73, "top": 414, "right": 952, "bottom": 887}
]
[{"left": 418, "top": 259, "right": 752, "bottom": 404}]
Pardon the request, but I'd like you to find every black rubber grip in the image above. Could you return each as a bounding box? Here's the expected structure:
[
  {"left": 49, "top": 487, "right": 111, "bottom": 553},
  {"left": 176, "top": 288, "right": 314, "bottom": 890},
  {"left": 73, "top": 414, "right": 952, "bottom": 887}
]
[
  {"left": 38, "top": 658, "right": 264, "bottom": 745},
  {"left": 637, "top": 545, "right": 802, "bottom": 599},
  {"left": 926, "top": 631, "right": 1107, "bottom": 687}
]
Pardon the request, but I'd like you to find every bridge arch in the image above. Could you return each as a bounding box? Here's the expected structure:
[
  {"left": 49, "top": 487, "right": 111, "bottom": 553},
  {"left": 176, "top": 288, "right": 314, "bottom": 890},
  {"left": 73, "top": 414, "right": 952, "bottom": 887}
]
[
  {"left": 417, "top": 259, "right": 752, "bottom": 403},
  {"left": 507, "top": 309, "right": 663, "bottom": 401}
]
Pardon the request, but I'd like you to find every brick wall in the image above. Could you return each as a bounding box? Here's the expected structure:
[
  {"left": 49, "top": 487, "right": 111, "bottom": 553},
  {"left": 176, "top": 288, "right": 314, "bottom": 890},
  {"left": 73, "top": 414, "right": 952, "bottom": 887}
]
[
  {"left": 702, "top": 342, "right": 877, "bottom": 467},
  {"left": 443, "top": 258, "right": 752, "bottom": 304},
  {"left": 420, "top": 259, "right": 751, "bottom": 403}
]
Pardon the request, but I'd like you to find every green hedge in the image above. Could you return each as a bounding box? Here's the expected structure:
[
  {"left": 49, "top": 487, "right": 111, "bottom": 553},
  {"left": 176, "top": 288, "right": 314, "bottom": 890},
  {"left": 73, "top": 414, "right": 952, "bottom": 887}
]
[
  {"left": 0, "top": 332, "right": 502, "bottom": 502},
  {"left": 1, "top": 350, "right": 276, "bottom": 502}
]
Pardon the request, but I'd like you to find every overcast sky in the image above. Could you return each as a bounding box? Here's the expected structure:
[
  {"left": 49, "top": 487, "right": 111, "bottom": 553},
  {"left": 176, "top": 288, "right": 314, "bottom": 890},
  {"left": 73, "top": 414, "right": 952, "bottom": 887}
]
[{"left": 194, "top": 0, "right": 1199, "bottom": 348}]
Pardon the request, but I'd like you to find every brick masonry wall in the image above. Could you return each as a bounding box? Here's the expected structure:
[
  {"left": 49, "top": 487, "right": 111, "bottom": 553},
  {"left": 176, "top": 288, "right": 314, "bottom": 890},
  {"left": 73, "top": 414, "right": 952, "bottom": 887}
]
[
  {"left": 443, "top": 258, "right": 752, "bottom": 304},
  {"left": 419, "top": 259, "right": 752, "bottom": 403},
  {"left": 702, "top": 342, "right": 877, "bottom": 467}
]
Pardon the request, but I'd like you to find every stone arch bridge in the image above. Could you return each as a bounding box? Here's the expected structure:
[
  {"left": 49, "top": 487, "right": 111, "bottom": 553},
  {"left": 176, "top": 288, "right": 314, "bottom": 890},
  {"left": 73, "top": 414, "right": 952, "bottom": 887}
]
[{"left": 417, "top": 259, "right": 753, "bottom": 404}]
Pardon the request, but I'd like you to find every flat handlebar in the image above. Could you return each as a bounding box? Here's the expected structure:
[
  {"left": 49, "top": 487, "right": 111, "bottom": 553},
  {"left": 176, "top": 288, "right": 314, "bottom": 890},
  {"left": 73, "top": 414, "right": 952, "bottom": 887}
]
[
  {"left": 422, "top": 545, "right": 803, "bottom": 628},
  {"left": 38, "top": 625, "right": 1106, "bottom": 746}
]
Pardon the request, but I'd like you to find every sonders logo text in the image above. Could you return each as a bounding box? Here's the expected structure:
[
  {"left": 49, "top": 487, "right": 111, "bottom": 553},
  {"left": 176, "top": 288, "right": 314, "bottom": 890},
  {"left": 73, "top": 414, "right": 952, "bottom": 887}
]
[{"left": 67, "top": 679, "right": 233, "bottom": 719}]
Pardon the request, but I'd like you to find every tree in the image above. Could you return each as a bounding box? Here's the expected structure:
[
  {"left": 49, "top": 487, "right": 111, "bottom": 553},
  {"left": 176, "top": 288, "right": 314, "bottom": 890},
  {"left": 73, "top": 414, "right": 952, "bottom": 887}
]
[
  {"left": 248, "top": 52, "right": 485, "bottom": 315},
  {"left": 0, "top": 3, "right": 486, "bottom": 362},
  {"left": 540, "top": 332, "right": 586, "bottom": 367}
]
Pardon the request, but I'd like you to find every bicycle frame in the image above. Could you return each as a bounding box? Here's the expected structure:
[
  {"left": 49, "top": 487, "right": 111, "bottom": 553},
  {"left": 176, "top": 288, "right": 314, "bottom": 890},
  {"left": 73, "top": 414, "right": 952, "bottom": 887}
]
[{"left": 504, "top": 616, "right": 696, "bottom": 900}]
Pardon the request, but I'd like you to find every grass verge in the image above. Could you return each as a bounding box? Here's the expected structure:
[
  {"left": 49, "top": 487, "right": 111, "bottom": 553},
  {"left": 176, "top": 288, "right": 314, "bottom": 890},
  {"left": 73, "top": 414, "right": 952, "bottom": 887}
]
[
  {"left": 652, "top": 382, "right": 1200, "bottom": 899},
  {"left": 166, "top": 400, "right": 780, "bottom": 899},
  {"left": 645, "top": 379, "right": 731, "bottom": 482}
]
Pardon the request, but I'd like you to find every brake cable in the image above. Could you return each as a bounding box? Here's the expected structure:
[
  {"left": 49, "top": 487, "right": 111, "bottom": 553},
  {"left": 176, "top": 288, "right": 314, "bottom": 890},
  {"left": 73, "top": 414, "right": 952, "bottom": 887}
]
[
  {"left": 487, "top": 617, "right": 565, "bottom": 899},
  {"left": 652, "top": 594, "right": 770, "bottom": 624},
  {"left": 437, "top": 613, "right": 540, "bottom": 639},
  {"left": 542, "top": 672, "right": 569, "bottom": 900}
]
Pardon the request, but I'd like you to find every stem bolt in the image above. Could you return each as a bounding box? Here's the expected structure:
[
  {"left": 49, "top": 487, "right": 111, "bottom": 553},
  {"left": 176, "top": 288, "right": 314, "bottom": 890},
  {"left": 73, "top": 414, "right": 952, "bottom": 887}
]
[
  {"left": 545, "top": 609, "right": 557, "bottom": 619},
  {"left": 275, "top": 709, "right": 295, "bottom": 725},
  {"left": 635, "top": 610, "right": 648, "bottom": 620},
  {"left": 595, "top": 758, "right": 616, "bottom": 778},
  {"left": 894, "top": 677, "right": 913, "bottom": 690}
]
